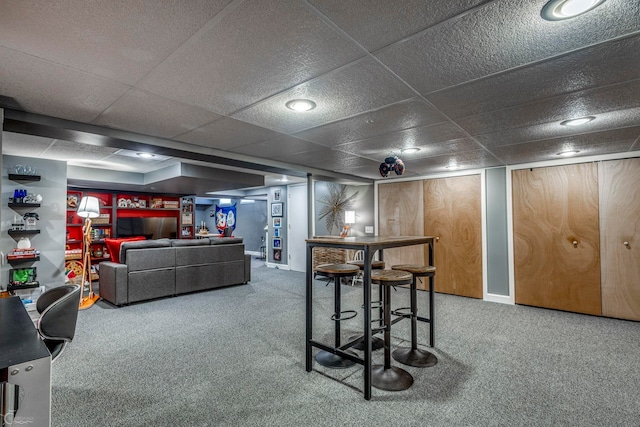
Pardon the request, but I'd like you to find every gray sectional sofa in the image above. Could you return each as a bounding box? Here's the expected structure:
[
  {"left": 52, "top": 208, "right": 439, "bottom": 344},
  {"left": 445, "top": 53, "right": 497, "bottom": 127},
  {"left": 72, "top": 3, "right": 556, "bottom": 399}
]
[{"left": 99, "top": 237, "right": 250, "bottom": 306}]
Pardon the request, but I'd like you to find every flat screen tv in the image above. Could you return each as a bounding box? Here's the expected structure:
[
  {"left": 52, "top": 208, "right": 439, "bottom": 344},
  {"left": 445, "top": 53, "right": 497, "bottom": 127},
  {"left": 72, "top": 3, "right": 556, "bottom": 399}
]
[{"left": 116, "top": 217, "right": 177, "bottom": 240}]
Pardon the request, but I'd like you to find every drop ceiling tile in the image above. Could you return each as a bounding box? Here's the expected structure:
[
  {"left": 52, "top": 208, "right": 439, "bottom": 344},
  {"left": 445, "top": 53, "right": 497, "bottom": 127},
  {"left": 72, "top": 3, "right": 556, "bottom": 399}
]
[
  {"left": 138, "top": 0, "right": 363, "bottom": 114},
  {"left": 278, "top": 146, "right": 360, "bottom": 169},
  {"left": 474, "top": 107, "right": 640, "bottom": 149},
  {"left": 38, "top": 139, "right": 120, "bottom": 161},
  {"left": 102, "top": 153, "right": 180, "bottom": 174},
  {"left": 376, "top": 0, "right": 640, "bottom": 94},
  {"left": 336, "top": 122, "right": 470, "bottom": 156},
  {"left": 0, "top": 0, "right": 232, "bottom": 85},
  {"left": 93, "top": 89, "right": 222, "bottom": 139},
  {"left": 308, "top": 0, "right": 487, "bottom": 52},
  {"left": 2, "top": 132, "right": 55, "bottom": 157},
  {"left": 491, "top": 128, "right": 640, "bottom": 164},
  {"left": 408, "top": 149, "right": 503, "bottom": 175},
  {"left": 232, "top": 57, "right": 415, "bottom": 134},
  {"left": 228, "top": 135, "right": 325, "bottom": 159},
  {"left": 294, "top": 98, "right": 447, "bottom": 147},
  {"left": 461, "top": 80, "right": 640, "bottom": 138},
  {"left": 428, "top": 35, "right": 640, "bottom": 119},
  {"left": 175, "top": 117, "right": 282, "bottom": 150},
  {"left": 0, "top": 47, "right": 129, "bottom": 122}
]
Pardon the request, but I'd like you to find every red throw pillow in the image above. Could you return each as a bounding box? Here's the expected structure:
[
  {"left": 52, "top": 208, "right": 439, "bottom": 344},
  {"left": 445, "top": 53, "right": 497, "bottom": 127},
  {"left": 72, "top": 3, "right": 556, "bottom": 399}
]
[{"left": 104, "top": 237, "right": 146, "bottom": 263}]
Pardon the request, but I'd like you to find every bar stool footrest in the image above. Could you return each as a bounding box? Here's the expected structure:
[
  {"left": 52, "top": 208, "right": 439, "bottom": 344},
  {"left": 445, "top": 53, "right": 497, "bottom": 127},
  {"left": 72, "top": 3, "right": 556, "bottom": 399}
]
[
  {"left": 391, "top": 306, "right": 412, "bottom": 318},
  {"left": 330, "top": 310, "right": 357, "bottom": 321}
]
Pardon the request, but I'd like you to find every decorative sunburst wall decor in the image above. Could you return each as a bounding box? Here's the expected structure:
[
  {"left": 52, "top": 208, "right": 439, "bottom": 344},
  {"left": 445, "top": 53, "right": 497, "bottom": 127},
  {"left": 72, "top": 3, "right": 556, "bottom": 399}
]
[{"left": 317, "top": 183, "right": 359, "bottom": 235}]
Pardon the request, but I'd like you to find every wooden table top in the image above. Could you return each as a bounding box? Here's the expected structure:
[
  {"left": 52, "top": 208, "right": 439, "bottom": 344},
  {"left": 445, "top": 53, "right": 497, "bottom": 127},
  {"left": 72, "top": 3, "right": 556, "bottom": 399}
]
[{"left": 306, "top": 235, "right": 434, "bottom": 250}]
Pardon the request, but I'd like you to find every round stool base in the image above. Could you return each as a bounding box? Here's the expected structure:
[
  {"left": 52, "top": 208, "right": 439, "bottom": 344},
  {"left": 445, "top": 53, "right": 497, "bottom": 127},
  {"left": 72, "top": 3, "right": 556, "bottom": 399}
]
[
  {"left": 315, "top": 350, "right": 356, "bottom": 369},
  {"left": 348, "top": 335, "right": 384, "bottom": 351},
  {"left": 371, "top": 365, "right": 413, "bottom": 391},
  {"left": 392, "top": 347, "right": 438, "bottom": 368}
]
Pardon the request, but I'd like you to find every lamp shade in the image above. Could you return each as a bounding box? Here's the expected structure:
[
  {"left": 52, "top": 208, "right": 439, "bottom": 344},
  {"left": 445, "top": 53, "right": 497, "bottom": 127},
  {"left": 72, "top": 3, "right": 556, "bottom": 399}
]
[
  {"left": 345, "top": 210, "right": 356, "bottom": 224},
  {"left": 77, "top": 196, "right": 100, "bottom": 218}
]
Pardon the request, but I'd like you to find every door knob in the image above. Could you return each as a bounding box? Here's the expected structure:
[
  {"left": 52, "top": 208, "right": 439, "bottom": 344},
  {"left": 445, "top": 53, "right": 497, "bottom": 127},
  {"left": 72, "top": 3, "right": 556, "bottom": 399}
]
[
  {"left": 572, "top": 240, "right": 578, "bottom": 248},
  {"left": 435, "top": 236, "right": 440, "bottom": 242},
  {"left": 624, "top": 241, "right": 630, "bottom": 248}
]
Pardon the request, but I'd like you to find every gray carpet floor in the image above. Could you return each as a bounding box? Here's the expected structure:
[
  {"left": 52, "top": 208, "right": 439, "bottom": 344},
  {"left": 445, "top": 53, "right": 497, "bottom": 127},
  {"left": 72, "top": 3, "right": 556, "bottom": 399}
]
[{"left": 51, "top": 259, "right": 640, "bottom": 426}]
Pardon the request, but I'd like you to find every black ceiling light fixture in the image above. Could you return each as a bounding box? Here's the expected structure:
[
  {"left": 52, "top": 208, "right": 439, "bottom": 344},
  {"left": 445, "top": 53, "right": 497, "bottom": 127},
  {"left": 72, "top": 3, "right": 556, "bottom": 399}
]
[
  {"left": 379, "top": 155, "right": 405, "bottom": 178},
  {"left": 541, "top": 0, "right": 606, "bottom": 21}
]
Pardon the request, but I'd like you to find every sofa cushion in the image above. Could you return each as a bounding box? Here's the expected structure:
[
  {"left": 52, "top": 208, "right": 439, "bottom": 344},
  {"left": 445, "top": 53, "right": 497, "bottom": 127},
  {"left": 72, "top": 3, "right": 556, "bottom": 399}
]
[
  {"left": 175, "top": 244, "right": 244, "bottom": 266},
  {"left": 171, "top": 238, "right": 211, "bottom": 247},
  {"left": 104, "top": 236, "right": 146, "bottom": 263},
  {"left": 120, "top": 238, "right": 172, "bottom": 265},
  {"left": 209, "top": 237, "right": 243, "bottom": 245}
]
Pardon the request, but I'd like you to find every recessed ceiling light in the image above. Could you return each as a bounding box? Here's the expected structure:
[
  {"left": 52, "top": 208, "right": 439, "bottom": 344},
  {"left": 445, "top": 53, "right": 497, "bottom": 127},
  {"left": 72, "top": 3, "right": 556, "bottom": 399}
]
[
  {"left": 136, "top": 152, "right": 156, "bottom": 158},
  {"left": 285, "top": 99, "right": 316, "bottom": 112},
  {"left": 558, "top": 150, "right": 580, "bottom": 156},
  {"left": 401, "top": 148, "right": 420, "bottom": 154},
  {"left": 560, "top": 116, "right": 595, "bottom": 126},
  {"left": 541, "top": 0, "right": 606, "bottom": 21}
]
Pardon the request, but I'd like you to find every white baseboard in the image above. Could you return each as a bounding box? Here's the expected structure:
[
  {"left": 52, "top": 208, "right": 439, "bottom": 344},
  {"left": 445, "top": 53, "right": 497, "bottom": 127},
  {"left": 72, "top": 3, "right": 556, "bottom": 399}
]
[
  {"left": 266, "top": 262, "right": 290, "bottom": 270},
  {"left": 484, "top": 293, "right": 514, "bottom": 305}
]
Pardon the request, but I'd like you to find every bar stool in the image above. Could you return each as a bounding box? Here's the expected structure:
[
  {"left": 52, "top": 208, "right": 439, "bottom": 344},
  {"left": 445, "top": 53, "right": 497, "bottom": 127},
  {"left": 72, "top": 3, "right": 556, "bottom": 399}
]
[
  {"left": 370, "top": 269, "right": 414, "bottom": 391},
  {"left": 314, "top": 263, "right": 360, "bottom": 368},
  {"left": 347, "top": 250, "right": 385, "bottom": 350},
  {"left": 390, "top": 264, "right": 437, "bottom": 368},
  {"left": 347, "top": 250, "right": 386, "bottom": 286}
]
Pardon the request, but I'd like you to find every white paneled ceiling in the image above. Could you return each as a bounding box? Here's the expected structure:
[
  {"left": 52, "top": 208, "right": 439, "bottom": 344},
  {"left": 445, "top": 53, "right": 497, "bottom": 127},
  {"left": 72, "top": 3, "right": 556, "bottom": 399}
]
[{"left": 1, "top": 0, "right": 639, "bottom": 189}]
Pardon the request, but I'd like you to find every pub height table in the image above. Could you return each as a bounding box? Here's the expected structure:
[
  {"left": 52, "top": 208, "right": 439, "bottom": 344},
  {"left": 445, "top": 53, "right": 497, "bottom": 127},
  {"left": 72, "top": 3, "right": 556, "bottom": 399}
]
[{"left": 305, "top": 235, "right": 435, "bottom": 400}]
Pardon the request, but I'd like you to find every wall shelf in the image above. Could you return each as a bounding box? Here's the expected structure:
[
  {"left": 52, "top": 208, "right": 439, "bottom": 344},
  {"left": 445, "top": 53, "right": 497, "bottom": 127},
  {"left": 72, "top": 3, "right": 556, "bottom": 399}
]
[
  {"left": 7, "top": 283, "right": 40, "bottom": 291},
  {"left": 8, "top": 203, "right": 41, "bottom": 208},
  {"left": 8, "top": 174, "right": 41, "bottom": 182},
  {"left": 8, "top": 229, "right": 40, "bottom": 237},
  {"left": 8, "top": 256, "right": 40, "bottom": 265}
]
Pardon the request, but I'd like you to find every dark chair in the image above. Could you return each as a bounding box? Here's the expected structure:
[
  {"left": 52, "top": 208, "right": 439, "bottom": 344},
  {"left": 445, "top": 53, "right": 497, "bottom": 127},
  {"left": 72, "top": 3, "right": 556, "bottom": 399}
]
[{"left": 36, "top": 285, "right": 81, "bottom": 361}]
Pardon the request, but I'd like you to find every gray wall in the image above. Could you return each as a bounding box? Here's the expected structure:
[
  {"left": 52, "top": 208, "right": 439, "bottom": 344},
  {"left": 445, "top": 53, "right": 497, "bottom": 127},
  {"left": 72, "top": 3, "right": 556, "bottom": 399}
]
[
  {"left": 314, "top": 182, "right": 374, "bottom": 237},
  {"left": 485, "top": 167, "right": 510, "bottom": 296},
  {"left": 267, "top": 186, "right": 286, "bottom": 264},
  {"left": 194, "top": 198, "right": 267, "bottom": 253},
  {"left": 2, "top": 155, "right": 67, "bottom": 290}
]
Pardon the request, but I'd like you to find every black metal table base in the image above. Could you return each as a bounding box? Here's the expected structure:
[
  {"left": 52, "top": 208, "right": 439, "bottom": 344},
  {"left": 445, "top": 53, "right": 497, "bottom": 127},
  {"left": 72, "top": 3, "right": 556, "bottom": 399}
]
[
  {"left": 315, "top": 350, "right": 357, "bottom": 369},
  {"left": 371, "top": 365, "right": 413, "bottom": 391},
  {"left": 392, "top": 347, "right": 438, "bottom": 367}
]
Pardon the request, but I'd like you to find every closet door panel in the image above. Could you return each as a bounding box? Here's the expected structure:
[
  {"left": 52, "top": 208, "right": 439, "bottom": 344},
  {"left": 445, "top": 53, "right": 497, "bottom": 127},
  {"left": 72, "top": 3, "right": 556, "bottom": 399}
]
[
  {"left": 600, "top": 158, "right": 640, "bottom": 321},
  {"left": 512, "top": 163, "right": 601, "bottom": 315},
  {"left": 378, "top": 181, "right": 425, "bottom": 272},
  {"left": 424, "top": 174, "right": 482, "bottom": 298}
]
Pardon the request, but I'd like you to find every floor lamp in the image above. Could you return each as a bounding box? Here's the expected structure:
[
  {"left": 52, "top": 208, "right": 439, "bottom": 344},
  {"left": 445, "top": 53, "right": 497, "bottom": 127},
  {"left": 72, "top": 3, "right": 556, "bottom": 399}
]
[{"left": 77, "top": 196, "right": 100, "bottom": 310}]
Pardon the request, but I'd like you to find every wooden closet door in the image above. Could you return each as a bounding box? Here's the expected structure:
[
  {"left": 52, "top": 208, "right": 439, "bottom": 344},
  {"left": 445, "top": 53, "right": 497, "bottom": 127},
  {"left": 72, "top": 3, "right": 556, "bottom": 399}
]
[
  {"left": 378, "top": 181, "right": 425, "bottom": 271},
  {"left": 599, "top": 158, "right": 640, "bottom": 321},
  {"left": 512, "top": 163, "right": 601, "bottom": 315},
  {"left": 424, "top": 175, "right": 482, "bottom": 298}
]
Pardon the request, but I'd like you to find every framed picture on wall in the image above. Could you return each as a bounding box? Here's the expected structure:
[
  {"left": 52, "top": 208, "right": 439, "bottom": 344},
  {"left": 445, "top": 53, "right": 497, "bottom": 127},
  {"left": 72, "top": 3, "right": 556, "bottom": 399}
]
[
  {"left": 274, "top": 228, "right": 280, "bottom": 237},
  {"left": 273, "top": 218, "right": 281, "bottom": 227},
  {"left": 274, "top": 189, "right": 281, "bottom": 201},
  {"left": 273, "top": 249, "right": 282, "bottom": 261},
  {"left": 273, "top": 238, "right": 282, "bottom": 248},
  {"left": 271, "top": 202, "right": 283, "bottom": 217}
]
